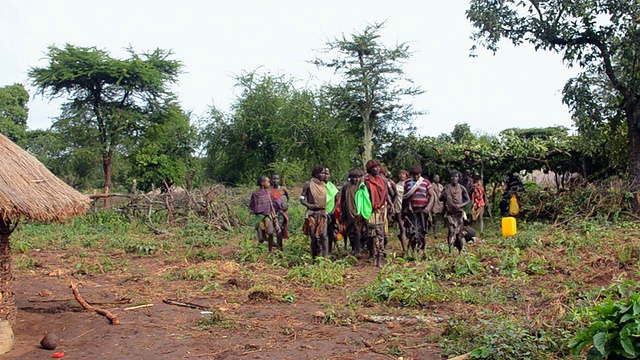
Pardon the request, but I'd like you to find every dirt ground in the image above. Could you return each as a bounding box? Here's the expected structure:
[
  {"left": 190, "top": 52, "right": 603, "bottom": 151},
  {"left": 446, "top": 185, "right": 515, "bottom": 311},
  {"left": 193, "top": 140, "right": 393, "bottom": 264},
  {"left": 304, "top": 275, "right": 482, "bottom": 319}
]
[{"left": 7, "top": 248, "right": 443, "bottom": 360}]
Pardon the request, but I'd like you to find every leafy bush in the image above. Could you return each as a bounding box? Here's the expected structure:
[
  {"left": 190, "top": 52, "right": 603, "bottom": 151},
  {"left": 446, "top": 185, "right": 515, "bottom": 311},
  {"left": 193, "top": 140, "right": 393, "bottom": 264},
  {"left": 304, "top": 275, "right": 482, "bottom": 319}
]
[
  {"left": 569, "top": 292, "right": 640, "bottom": 359},
  {"left": 517, "top": 178, "right": 633, "bottom": 223}
]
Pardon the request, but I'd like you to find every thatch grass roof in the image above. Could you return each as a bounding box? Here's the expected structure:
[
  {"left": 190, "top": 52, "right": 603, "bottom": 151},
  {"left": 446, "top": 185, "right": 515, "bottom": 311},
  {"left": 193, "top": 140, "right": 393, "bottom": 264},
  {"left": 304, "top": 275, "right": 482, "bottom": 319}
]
[{"left": 0, "top": 132, "right": 90, "bottom": 223}]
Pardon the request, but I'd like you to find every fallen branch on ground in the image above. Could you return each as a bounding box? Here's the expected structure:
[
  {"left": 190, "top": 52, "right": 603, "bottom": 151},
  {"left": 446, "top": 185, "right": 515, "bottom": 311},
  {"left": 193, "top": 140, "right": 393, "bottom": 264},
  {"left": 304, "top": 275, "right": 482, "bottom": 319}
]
[
  {"left": 70, "top": 281, "right": 120, "bottom": 325},
  {"left": 360, "top": 314, "right": 436, "bottom": 323},
  {"left": 162, "top": 299, "right": 209, "bottom": 310},
  {"left": 124, "top": 304, "right": 154, "bottom": 311}
]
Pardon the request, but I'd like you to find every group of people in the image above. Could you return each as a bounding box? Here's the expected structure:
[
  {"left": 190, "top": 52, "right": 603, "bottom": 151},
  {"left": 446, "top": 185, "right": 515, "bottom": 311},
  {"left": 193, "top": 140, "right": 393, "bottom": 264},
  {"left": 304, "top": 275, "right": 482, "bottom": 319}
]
[{"left": 248, "top": 161, "right": 487, "bottom": 267}]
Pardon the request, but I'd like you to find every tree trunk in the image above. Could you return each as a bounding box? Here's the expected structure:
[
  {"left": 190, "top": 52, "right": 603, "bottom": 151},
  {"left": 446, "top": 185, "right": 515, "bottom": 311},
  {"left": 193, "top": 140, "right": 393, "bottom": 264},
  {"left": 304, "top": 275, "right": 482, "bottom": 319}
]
[
  {"left": 362, "top": 122, "right": 373, "bottom": 166},
  {"left": 102, "top": 150, "right": 113, "bottom": 208},
  {"left": 626, "top": 100, "right": 640, "bottom": 212},
  {"left": 0, "top": 219, "right": 15, "bottom": 326}
]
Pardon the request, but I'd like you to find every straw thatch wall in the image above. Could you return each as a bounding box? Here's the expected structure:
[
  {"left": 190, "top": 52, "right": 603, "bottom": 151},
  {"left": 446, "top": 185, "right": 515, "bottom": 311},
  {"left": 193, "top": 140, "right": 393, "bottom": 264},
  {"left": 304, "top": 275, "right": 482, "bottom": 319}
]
[{"left": 0, "top": 133, "right": 90, "bottom": 222}]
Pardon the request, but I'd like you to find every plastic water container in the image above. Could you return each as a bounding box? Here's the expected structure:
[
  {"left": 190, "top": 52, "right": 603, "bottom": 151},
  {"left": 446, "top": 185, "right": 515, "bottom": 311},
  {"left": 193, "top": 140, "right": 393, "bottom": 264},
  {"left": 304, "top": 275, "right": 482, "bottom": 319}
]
[{"left": 502, "top": 217, "right": 517, "bottom": 237}]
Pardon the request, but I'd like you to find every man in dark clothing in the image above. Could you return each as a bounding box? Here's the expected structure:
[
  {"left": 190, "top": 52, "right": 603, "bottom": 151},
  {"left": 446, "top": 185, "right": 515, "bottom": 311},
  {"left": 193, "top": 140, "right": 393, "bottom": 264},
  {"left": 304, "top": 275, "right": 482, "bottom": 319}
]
[
  {"left": 340, "top": 168, "right": 365, "bottom": 257},
  {"left": 440, "top": 170, "right": 470, "bottom": 254},
  {"left": 402, "top": 165, "right": 434, "bottom": 254},
  {"left": 300, "top": 166, "right": 328, "bottom": 258}
]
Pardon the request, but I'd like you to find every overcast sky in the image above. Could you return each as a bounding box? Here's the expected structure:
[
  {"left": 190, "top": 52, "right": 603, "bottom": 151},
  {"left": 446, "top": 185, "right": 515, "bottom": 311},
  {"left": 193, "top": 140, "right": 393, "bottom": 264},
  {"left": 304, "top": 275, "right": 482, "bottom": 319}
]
[{"left": 0, "top": 0, "right": 580, "bottom": 137}]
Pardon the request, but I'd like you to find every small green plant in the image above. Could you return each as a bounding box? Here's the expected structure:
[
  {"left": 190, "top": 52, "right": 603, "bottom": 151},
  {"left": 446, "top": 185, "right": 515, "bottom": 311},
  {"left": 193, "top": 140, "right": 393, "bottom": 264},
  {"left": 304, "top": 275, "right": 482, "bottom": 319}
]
[
  {"left": 186, "top": 249, "right": 220, "bottom": 262},
  {"left": 498, "top": 248, "right": 523, "bottom": 275},
  {"left": 616, "top": 243, "right": 634, "bottom": 269},
  {"left": 569, "top": 292, "right": 640, "bottom": 359},
  {"left": 280, "top": 292, "right": 296, "bottom": 303},
  {"left": 286, "top": 257, "right": 352, "bottom": 288},
  {"left": 197, "top": 310, "right": 234, "bottom": 329},
  {"left": 15, "top": 256, "right": 36, "bottom": 269},
  {"left": 525, "top": 256, "right": 549, "bottom": 275},
  {"left": 454, "top": 253, "right": 483, "bottom": 277},
  {"left": 13, "top": 239, "right": 33, "bottom": 254},
  {"left": 440, "top": 312, "right": 571, "bottom": 360},
  {"left": 236, "top": 238, "right": 266, "bottom": 263},
  {"left": 124, "top": 240, "right": 157, "bottom": 255},
  {"left": 166, "top": 265, "right": 218, "bottom": 282},
  {"left": 268, "top": 235, "right": 310, "bottom": 268},
  {"left": 359, "top": 264, "right": 440, "bottom": 307}
]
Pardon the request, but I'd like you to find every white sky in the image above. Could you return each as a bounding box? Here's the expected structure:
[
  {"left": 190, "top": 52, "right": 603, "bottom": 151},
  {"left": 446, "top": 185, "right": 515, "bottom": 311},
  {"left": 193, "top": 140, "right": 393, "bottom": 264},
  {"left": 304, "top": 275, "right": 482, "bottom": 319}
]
[{"left": 0, "top": 0, "right": 579, "bottom": 137}]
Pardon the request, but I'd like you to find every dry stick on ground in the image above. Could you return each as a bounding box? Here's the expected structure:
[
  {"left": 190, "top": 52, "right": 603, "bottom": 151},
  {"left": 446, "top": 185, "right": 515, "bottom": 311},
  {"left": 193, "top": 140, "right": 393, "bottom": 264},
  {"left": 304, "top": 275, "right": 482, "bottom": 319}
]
[
  {"left": 162, "top": 298, "right": 210, "bottom": 310},
  {"left": 70, "top": 281, "right": 120, "bottom": 325}
]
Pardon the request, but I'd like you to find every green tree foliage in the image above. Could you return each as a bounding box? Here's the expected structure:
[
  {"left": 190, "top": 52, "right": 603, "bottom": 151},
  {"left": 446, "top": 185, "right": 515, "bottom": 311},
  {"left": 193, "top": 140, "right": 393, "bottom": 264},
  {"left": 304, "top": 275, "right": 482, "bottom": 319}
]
[
  {"left": 203, "top": 71, "right": 357, "bottom": 185},
  {"left": 466, "top": 1, "right": 640, "bottom": 196},
  {"left": 128, "top": 100, "right": 197, "bottom": 192},
  {"left": 27, "top": 104, "right": 114, "bottom": 189},
  {"left": 450, "top": 123, "right": 475, "bottom": 144},
  {"left": 383, "top": 124, "right": 580, "bottom": 187},
  {"left": 28, "top": 44, "right": 181, "bottom": 199},
  {"left": 312, "top": 22, "right": 424, "bottom": 165},
  {"left": 0, "top": 84, "right": 29, "bottom": 146}
]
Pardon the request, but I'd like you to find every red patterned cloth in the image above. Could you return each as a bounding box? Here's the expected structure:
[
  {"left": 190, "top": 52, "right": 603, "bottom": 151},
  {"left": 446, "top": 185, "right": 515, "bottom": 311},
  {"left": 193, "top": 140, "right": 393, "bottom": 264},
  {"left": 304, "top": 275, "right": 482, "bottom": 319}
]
[
  {"left": 471, "top": 182, "right": 485, "bottom": 210},
  {"left": 365, "top": 174, "right": 388, "bottom": 210}
]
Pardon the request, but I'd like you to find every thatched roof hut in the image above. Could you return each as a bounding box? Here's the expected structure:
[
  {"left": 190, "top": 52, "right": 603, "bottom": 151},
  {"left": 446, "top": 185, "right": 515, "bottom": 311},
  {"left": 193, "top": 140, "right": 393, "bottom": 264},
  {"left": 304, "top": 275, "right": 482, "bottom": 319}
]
[
  {"left": 0, "top": 132, "right": 90, "bottom": 336},
  {"left": 0, "top": 133, "right": 90, "bottom": 222}
]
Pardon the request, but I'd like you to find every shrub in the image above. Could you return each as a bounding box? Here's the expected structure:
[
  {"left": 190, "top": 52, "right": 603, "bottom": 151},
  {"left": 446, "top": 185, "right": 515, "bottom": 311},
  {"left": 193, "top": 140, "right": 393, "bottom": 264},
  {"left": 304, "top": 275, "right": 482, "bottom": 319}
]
[
  {"left": 569, "top": 292, "right": 640, "bottom": 359},
  {"left": 440, "top": 313, "right": 571, "bottom": 360}
]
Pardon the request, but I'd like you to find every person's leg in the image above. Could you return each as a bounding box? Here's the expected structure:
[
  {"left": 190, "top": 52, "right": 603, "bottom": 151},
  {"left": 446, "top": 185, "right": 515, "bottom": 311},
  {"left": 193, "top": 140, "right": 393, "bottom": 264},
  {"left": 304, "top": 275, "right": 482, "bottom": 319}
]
[
  {"left": 346, "top": 222, "right": 357, "bottom": 255},
  {"left": 374, "top": 225, "right": 385, "bottom": 268},
  {"left": 308, "top": 217, "right": 319, "bottom": 258},
  {"left": 478, "top": 207, "right": 485, "bottom": 234},
  {"left": 320, "top": 216, "right": 329, "bottom": 257},
  {"left": 418, "top": 212, "right": 427, "bottom": 251},
  {"left": 276, "top": 213, "right": 285, "bottom": 250},
  {"left": 445, "top": 214, "right": 455, "bottom": 253},
  {"left": 265, "top": 219, "right": 275, "bottom": 253},
  {"left": 396, "top": 213, "right": 406, "bottom": 252},
  {"left": 454, "top": 214, "right": 465, "bottom": 254},
  {"left": 326, "top": 215, "right": 335, "bottom": 255}
]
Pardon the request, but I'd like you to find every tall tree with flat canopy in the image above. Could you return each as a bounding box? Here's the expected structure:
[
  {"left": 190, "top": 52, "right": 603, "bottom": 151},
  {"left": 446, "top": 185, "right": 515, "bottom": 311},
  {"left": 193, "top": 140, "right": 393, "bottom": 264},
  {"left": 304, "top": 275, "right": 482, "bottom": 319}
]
[
  {"left": 312, "top": 22, "right": 423, "bottom": 165},
  {"left": 466, "top": 1, "right": 640, "bottom": 207},
  {"left": 29, "top": 44, "right": 181, "bottom": 205}
]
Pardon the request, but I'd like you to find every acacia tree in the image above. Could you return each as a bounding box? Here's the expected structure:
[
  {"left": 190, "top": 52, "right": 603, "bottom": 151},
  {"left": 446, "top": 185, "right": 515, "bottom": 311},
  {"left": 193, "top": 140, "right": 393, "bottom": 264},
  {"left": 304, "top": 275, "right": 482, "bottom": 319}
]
[
  {"left": 312, "top": 22, "right": 424, "bottom": 165},
  {"left": 0, "top": 84, "right": 29, "bottom": 147},
  {"left": 466, "top": 1, "right": 640, "bottom": 204},
  {"left": 29, "top": 44, "right": 181, "bottom": 203}
]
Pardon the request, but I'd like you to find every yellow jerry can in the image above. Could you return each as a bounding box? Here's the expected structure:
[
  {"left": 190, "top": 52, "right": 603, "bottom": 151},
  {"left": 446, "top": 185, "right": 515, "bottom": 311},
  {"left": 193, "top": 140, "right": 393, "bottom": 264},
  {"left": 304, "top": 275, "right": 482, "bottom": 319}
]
[{"left": 502, "top": 217, "right": 517, "bottom": 237}]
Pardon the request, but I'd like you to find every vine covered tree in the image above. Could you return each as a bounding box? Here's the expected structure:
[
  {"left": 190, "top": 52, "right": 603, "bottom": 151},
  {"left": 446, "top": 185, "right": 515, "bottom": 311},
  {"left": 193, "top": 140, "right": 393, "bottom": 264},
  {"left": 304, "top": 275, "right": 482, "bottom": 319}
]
[
  {"left": 466, "top": 1, "right": 640, "bottom": 206},
  {"left": 28, "top": 44, "right": 181, "bottom": 204},
  {"left": 312, "top": 22, "right": 424, "bottom": 165}
]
